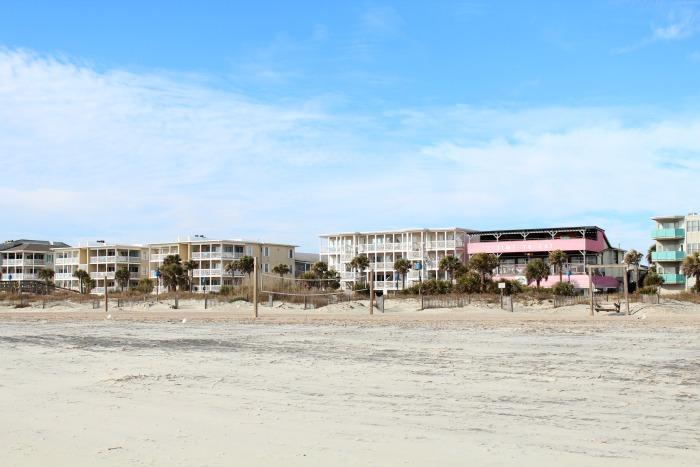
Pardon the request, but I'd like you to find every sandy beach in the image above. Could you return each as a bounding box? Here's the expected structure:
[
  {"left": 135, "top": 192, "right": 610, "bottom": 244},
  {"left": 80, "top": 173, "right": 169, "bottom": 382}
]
[{"left": 1, "top": 298, "right": 699, "bottom": 466}]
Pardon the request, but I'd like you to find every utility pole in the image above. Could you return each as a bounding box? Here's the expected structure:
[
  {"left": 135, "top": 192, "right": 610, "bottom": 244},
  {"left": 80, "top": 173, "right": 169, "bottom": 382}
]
[
  {"left": 253, "top": 256, "right": 258, "bottom": 318},
  {"left": 369, "top": 268, "right": 374, "bottom": 315}
]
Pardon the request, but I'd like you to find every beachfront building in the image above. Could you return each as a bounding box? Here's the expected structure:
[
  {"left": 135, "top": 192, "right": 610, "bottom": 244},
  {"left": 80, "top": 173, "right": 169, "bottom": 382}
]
[
  {"left": 0, "top": 239, "right": 70, "bottom": 282},
  {"left": 52, "top": 242, "right": 147, "bottom": 293},
  {"left": 320, "top": 228, "right": 472, "bottom": 291},
  {"left": 469, "top": 226, "right": 624, "bottom": 291},
  {"left": 321, "top": 226, "right": 625, "bottom": 292},
  {"left": 650, "top": 213, "right": 700, "bottom": 293},
  {"left": 146, "top": 237, "right": 296, "bottom": 293},
  {"left": 294, "top": 252, "right": 319, "bottom": 277}
]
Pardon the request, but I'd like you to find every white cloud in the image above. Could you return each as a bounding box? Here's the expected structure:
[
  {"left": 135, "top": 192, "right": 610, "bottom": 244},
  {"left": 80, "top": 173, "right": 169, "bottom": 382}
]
[
  {"left": 652, "top": 11, "right": 699, "bottom": 40},
  {"left": 1, "top": 48, "right": 699, "bottom": 254}
]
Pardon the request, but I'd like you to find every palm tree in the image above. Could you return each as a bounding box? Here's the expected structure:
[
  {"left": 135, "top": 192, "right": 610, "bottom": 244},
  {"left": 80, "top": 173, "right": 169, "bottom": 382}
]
[
  {"left": 525, "top": 259, "right": 549, "bottom": 288},
  {"left": 681, "top": 252, "right": 700, "bottom": 293},
  {"left": 438, "top": 255, "right": 462, "bottom": 281},
  {"left": 159, "top": 254, "right": 184, "bottom": 291},
  {"left": 72, "top": 269, "right": 90, "bottom": 294},
  {"left": 624, "top": 249, "right": 643, "bottom": 288},
  {"left": 349, "top": 254, "right": 370, "bottom": 283},
  {"left": 272, "top": 263, "right": 291, "bottom": 277},
  {"left": 183, "top": 260, "right": 197, "bottom": 292},
  {"left": 468, "top": 253, "right": 499, "bottom": 291},
  {"left": 311, "top": 261, "right": 329, "bottom": 278},
  {"left": 393, "top": 258, "right": 411, "bottom": 290},
  {"left": 114, "top": 267, "right": 131, "bottom": 292},
  {"left": 548, "top": 250, "right": 567, "bottom": 283},
  {"left": 646, "top": 244, "right": 656, "bottom": 266},
  {"left": 37, "top": 268, "right": 55, "bottom": 288}
]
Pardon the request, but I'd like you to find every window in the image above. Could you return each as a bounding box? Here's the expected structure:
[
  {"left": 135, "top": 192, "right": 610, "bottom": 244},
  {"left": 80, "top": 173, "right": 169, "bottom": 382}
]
[
  {"left": 263, "top": 246, "right": 269, "bottom": 257},
  {"left": 288, "top": 249, "right": 293, "bottom": 259},
  {"left": 246, "top": 246, "right": 253, "bottom": 256},
  {"left": 235, "top": 245, "right": 244, "bottom": 253},
  {"left": 262, "top": 263, "right": 269, "bottom": 273}
]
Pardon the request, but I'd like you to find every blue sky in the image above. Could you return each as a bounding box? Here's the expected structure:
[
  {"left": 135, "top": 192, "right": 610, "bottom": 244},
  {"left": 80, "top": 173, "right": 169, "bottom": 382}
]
[{"left": 1, "top": 1, "right": 699, "bottom": 253}]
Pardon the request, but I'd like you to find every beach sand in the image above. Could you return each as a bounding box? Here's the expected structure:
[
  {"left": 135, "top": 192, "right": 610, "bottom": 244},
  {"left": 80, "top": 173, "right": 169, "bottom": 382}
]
[{"left": 1, "top": 298, "right": 698, "bottom": 466}]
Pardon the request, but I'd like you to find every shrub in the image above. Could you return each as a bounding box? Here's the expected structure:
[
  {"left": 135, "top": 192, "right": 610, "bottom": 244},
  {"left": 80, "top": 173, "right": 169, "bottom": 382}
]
[
  {"left": 219, "top": 285, "right": 233, "bottom": 296},
  {"left": 551, "top": 281, "right": 576, "bottom": 296},
  {"left": 454, "top": 271, "right": 482, "bottom": 294},
  {"left": 402, "top": 279, "right": 452, "bottom": 295},
  {"left": 136, "top": 278, "right": 154, "bottom": 294},
  {"left": 643, "top": 270, "right": 665, "bottom": 288},
  {"left": 637, "top": 286, "right": 659, "bottom": 295},
  {"left": 487, "top": 279, "right": 523, "bottom": 296}
]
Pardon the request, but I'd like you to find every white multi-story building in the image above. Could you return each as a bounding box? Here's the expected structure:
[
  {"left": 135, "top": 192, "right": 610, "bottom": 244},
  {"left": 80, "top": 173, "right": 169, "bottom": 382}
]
[
  {"left": 147, "top": 237, "right": 296, "bottom": 293},
  {"left": 320, "top": 228, "right": 472, "bottom": 291},
  {"left": 651, "top": 213, "right": 700, "bottom": 293},
  {"left": 53, "top": 242, "right": 147, "bottom": 293},
  {"left": 0, "top": 239, "right": 69, "bottom": 282}
]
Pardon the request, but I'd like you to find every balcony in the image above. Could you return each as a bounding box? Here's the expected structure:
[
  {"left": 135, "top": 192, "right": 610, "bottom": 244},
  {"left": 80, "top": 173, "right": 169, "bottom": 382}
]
[
  {"left": 660, "top": 274, "right": 686, "bottom": 285},
  {"left": 193, "top": 268, "right": 224, "bottom": 277},
  {"left": 652, "top": 228, "right": 685, "bottom": 239},
  {"left": 55, "top": 273, "right": 74, "bottom": 280},
  {"left": 426, "top": 240, "right": 458, "bottom": 250},
  {"left": 55, "top": 257, "right": 79, "bottom": 265},
  {"left": 370, "top": 262, "right": 395, "bottom": 270},
  {"left": 90, "top": 272, "right": 116, "bottom": 279},
  {"left": 339, "top": 272, "right": 358, "bottom": 280},
  {"left": 652, "top": 251, "right": 686, "bottom": 262}
]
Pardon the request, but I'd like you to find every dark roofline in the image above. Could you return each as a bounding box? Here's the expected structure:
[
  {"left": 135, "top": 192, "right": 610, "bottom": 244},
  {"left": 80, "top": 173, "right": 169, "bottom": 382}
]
[
  {"left": 471, "top": 226, "right": 613, "bottom": 249},
  {"left": 471, "top": 226, "right": 605, "bottom": 236},
  {"left": 0, "top": 239, "right": 71, "bottom": 252}
]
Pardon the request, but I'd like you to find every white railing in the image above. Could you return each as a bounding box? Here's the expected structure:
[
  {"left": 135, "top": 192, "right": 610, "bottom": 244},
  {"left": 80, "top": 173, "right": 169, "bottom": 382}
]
[
  {"left": 340, "top": 253, "right": 354, "bottom": 261},
  {"left": 55, "top": 273, "right": 74, "bottom": 280},
  {"left": 370, "top": 262, "right": 395, "bottom": 270},
  {"left": 90, "top": 272, "right": 115, "bottom": 279},
  {"left": 221, "top": 252, "right": 244, "bottom": 259},
  {"left": 2, "top": 273, "right": 39, "bottom": 281},
  {"left": 340, "top": 272, "right": 358, "bottom": 280},
  {"left": 426, "top": 240, "right": 457, "bottom": 249},
  {"left": 322, "top": 246, "right": 354, "bottom": 254},
  {"left": 5, "top": 259, "right": 47, "bottom": 266},
  {"left": 192, "top": 252, "right": 226, "bottom": 260},
  {"left": 55, "top": 257, "right": 79, "bottom": 265},
  {"left": 193, "top": 268, "right": 224, "bottom": 277},
  {"left": 150, "top": 254, "right": 167, "bottom": 262},
  {"left": 372, "top": 281, "right": 403, "bottom": 290},
  {"left": 115, "top": 256, "right": 140, "bottom": 263},
  {"left": 407, "top": 251, "right": 423, "bottom": 260}
]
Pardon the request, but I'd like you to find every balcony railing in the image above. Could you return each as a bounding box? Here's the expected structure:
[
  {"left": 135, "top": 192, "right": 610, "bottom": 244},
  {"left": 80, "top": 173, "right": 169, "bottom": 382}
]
[
  {"left": 1, "top": 273, "right": 38, "bottom": 281},
  {"left": 55, "top": 273, "right": 74, "bottom": 280},
  {"left": 339, "top": 272, "right": 358, "bottom": 280},
  {"left": 55, "top": 257, "right": 79, "bottom": 265},
  {"left": 426, "top": 240, "right": 458, "bottom": 249},
  {"left": 90, "top": 272, "right": 116, "bottom": 279},
  {"left": 193, "top": 268, "right": 224, "bottom": 277},
  {"left": 659, "top": 274, "right": 686, "bottom": 285},
  {"left": 652, "top": 251, "right": 686, "bottom": 262},
  {"left": 370, "top": 262, "right": 395, "bottom": 270},
  {"left": 652, "top": 228, "right": 685, "bottom": 239}
]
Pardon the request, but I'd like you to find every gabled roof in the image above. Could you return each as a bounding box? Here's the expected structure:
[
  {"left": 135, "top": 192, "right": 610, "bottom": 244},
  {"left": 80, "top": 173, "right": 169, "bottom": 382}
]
[{"left": 0, "top": 239, "right": 70, "bottom": 252}]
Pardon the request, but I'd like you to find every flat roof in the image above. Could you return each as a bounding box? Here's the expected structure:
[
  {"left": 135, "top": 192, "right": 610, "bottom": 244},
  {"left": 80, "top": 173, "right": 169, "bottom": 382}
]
[
  {"left": 320, "top": 227, "right": 475, "bottom": 237},
  {"left": 472, "top": 226, "right": 604, "bottom": 235},
  {"left": 52, "top": 244, "right": 145, "bottom": 250},
  {"left": 146, "top": 239, "right": 297, "bottom": 247},
  {"left": 651, "top": 215, "right": 686, "bottom": 221}
]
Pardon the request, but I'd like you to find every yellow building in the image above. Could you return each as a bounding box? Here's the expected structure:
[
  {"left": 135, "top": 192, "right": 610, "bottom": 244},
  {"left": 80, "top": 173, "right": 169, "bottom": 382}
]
[{"left": 147, "top": 237, "right": 296, "bottom": 293}]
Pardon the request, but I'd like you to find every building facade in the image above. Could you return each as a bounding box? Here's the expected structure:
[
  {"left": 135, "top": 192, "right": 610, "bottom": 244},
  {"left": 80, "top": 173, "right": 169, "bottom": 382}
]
[
  {"left": 651, "top": 213, "right": 700, "bottom": 293},
  {"left": 0, "top": 239, "right": 69, "bottom": 282},
  {"left": 321, "top": 226, "right": 624, "bottom": 292},
  {"left": 470, "top": 226, "right": 623, "bottom": 291},
  {"left": 320, "top": 228, "right": 472, "bottom": 291},
  {"left": 147, "top": 238, "right": 296, "bottom": 293},
  {"left": 52, "top": 243, "right": 147, "bottom": 293}
]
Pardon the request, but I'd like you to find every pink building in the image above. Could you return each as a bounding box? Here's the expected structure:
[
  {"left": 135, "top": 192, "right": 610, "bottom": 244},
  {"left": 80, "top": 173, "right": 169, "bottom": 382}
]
[{"left": 467, "top": 226, "right": 624, "bottom": 290}]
